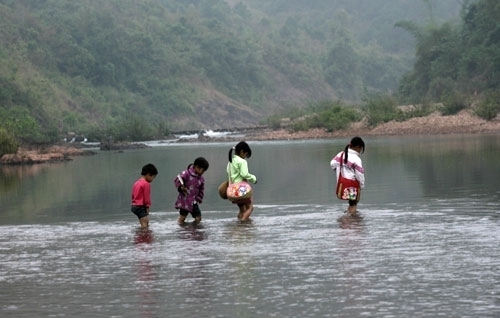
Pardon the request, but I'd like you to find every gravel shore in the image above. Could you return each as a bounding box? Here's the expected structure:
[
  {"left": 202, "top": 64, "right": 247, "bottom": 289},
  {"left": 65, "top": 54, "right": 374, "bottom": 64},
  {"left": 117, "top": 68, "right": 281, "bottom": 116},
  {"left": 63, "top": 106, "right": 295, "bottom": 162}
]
[{"left": 245, "top": 110, "right": 500, "bottom": 141}]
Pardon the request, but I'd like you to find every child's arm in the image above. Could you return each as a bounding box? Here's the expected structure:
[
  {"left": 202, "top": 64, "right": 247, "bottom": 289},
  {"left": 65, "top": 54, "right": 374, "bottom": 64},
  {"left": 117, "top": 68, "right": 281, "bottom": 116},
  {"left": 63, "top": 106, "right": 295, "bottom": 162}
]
[
  {"left": 330, "top": 152, "right": 342, "bottom": 170},
  {"left": 354, "top": 164, "right": 365, "bottom": 189},
  {"left": 239, "top": 161, "right": 257, "bottom": 183},
  {"left": 195, "top": 180, "right": 205, "bottom": 204},
  {"left": 330, "top": 157, "right": 339, "bottom": 170},
  {"left": 143, "top": 182, "right": 152, "bottom": 208},
  {"left": 174, "top": 172, "right": 188, "bottom": 194}
]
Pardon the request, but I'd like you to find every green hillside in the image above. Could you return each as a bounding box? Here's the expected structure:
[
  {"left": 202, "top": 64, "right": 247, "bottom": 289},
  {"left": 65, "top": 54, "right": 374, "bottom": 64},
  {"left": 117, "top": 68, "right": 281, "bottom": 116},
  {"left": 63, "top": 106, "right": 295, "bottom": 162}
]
[{"left": 0, "top": 0, "right": 466, "bottom": 146}]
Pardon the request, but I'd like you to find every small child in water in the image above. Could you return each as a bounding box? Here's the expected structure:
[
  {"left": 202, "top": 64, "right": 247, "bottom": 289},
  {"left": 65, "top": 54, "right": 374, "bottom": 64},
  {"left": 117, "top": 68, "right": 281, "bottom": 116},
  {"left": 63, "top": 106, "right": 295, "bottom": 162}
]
[
  {"left": 131, "top": 163, "right": 158, "bottom": 228},
  {"left": 330, "top": 136, "right": 365, "bottom": 215},
  {"left": 174, "top": 157, "right": 209, "bottom": 225}
]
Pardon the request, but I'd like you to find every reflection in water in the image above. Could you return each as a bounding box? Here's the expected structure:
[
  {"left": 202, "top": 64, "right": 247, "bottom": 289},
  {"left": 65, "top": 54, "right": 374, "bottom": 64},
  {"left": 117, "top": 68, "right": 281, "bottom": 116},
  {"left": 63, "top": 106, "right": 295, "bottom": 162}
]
[
  {"left": 337, "top": 213, "right": 364, "bottom": 230},
  {"left": 223, "top": 219, "right": 256, "bottom": 244},
  {"left": 0, "top": 202, "right": 497, "bottom": 317},
  {"left": 0, "top": 163, "right": 54, "bottom": 183},
  {"left": 365, "top": 135, "right": 500, "bottom": 202},
  {"left": 134, "top": 228, "right": 157, "bottom": 318},
  {"left": 0, "top": 164, "right": 63, "bottom": 222},
  {"left": 134, "top": 228, "right": 154, "bottom": 245},
  {"left": 0, "top": 137, "right": 499, "bottom": 317},
  {"left": 172, "top": 224, "right": 213, "bottom": 316},
  {"left": 336, "top": 212, "right": 368, "bottom": 312},
  {"left": 176, "top": 222, "right": 208, "bottom": 241},
  {"left": 222, "top": 220, "right": 258, "bottom": 318}
]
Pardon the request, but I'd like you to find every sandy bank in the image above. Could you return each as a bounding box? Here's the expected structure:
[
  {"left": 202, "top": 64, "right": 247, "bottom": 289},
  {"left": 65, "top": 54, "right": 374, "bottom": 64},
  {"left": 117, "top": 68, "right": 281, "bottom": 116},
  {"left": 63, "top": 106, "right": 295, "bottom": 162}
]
[
  {"left": 244, "top": 110, "right": 500, "bottom": 141},
  {"left": 0, "top": 146, "right": 94, "bottom": 165}
]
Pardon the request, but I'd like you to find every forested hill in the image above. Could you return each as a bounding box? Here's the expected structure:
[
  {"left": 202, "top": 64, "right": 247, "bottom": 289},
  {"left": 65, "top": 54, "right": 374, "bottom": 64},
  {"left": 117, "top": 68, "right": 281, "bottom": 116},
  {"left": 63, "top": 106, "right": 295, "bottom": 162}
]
[{"left": 0, "top": 0, "right": 461, "bottom": 143}]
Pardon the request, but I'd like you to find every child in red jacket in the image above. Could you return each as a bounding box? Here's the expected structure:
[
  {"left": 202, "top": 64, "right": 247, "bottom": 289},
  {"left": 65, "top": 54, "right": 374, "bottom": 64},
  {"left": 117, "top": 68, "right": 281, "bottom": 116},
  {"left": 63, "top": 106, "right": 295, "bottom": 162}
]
[{"left": 131, "top": 163, "right": 158, "bottom": 228}]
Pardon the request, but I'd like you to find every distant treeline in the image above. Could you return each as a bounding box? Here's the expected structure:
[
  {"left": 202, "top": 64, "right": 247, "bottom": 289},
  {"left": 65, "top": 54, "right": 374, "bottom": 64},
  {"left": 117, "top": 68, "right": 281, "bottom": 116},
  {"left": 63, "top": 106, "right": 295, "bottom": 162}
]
[{"left": 2, "top": 0, "right": 498, "bottom": 154}]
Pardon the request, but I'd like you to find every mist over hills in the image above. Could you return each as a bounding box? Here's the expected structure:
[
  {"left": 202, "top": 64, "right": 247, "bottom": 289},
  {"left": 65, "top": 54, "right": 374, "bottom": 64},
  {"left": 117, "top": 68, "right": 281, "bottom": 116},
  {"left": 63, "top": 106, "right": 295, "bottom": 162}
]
[{"left": 0, "top": 0, "right": 462, "bottom": 140}]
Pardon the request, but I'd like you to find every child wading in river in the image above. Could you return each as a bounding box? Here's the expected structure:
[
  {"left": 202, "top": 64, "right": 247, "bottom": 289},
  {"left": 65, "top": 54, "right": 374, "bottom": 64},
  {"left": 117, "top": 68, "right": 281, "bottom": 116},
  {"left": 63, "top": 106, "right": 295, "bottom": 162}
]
[
  {"left": 330, "top": 136, "right": 365, "bottom": 215},
  {"left": 227, "top": 141, "right": 257, "bottom": 221},
  {"left": 131, "top": 163, "right": 158, "bottom": 228},
  {"left": 174, "top": 157, "right": 209, "bottom": 225}
]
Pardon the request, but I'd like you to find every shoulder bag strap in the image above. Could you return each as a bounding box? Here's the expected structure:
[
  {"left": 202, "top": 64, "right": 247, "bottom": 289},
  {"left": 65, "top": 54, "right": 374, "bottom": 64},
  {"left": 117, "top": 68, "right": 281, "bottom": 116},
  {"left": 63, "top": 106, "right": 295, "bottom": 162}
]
[
  {"left": 226, "top": 162, "right": 232, "bottom": 185},
  {"left": 339, "top": 152, "right": 345, "bottom": 177}
]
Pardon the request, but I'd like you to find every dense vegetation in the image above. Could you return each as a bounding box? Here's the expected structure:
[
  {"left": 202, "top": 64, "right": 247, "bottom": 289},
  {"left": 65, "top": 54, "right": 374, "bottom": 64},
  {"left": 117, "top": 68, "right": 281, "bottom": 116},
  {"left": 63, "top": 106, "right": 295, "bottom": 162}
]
[
  {"left": 1, "top": 0, "right": 498, "bottom": 154},
  {"left": 398, "top": 0, "right": 500, "bottom": 116},
  {"left": 274, "top": 0, "right": 500, "bottom": 131}
]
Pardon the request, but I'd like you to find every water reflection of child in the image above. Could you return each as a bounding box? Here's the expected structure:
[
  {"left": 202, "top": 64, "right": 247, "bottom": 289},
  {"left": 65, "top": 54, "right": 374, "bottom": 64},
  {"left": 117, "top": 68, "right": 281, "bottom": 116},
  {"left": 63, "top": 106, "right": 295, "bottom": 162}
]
[
  {"left": 134, "top": 228, "right": 154, "bottom": 245},
  {"left": 131, "top": 164, "right": 158, "bottom": 229},
  {"left": 330, "top": 136, "right": 365, "bottom": 215},
  {"left": 227, "top": 141, "right": 257, "bottom": 221},
  {"left": 174, "top": 157, "right": 209, "bottom": 225}
]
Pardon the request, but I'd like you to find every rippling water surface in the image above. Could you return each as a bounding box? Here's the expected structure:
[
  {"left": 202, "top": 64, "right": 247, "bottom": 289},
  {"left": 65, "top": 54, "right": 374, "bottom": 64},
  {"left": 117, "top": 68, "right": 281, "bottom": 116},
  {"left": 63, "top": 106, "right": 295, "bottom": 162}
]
[{"left": 1, "top": 136, "right": 499, "bottom": 317}]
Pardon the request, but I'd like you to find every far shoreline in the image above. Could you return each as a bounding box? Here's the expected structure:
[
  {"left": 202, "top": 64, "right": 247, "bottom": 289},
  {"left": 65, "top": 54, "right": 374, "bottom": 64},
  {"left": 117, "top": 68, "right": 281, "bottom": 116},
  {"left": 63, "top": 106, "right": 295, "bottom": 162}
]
[
  {"left": 1, "top": 110, "right": 499, "bottom": 165},
  {"left": 242, "top": 110, "right": 500, "bottom": 141}
]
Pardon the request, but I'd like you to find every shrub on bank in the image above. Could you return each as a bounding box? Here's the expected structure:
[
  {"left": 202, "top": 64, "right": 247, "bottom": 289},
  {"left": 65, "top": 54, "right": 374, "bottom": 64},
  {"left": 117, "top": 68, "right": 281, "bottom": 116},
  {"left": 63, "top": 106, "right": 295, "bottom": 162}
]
[
  {"left": 475, "top": 91, "right": 500, "bottom": 120},
  {"left": 289, "top": 100, "right": 361, "bottom": 132},
  {"left": 0, "top": 128, "right": 19, "bottom": 157},
  {"left": 362, "top": 94, "right": 398, "bottom": 127},
  {"left": 441, "top": 91, "right": 469, "bottom": 115}
]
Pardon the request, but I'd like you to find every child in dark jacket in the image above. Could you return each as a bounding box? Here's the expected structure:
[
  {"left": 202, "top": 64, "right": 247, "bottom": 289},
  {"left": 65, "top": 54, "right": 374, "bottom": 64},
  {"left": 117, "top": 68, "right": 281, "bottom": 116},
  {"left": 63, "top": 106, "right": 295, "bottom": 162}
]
[{"left": 174, "top": 157, "right": 209, "bottom": 224}]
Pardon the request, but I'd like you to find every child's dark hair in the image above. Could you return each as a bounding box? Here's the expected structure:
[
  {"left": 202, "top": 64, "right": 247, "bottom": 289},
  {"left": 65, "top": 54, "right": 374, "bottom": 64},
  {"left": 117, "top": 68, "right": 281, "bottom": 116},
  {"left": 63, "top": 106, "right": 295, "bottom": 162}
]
[
  {"left": 228, "top": 141, "right": 252, "bottom": 162},
  {"left": 142, "top": 163, "right": 158, "bottom": 176},
  {"left": 193, "top": 157, "right": 209, "bottom": 170},
  {"left": 343, "top": 136, "right": 365, "bottom": 164}
]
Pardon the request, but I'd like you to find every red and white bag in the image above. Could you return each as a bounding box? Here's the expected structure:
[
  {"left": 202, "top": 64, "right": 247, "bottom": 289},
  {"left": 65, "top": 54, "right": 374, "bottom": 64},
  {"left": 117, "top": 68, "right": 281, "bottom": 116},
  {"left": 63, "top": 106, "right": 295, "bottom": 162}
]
[{"left": 335, "top": 152, "right": 360, "bottom": 201}]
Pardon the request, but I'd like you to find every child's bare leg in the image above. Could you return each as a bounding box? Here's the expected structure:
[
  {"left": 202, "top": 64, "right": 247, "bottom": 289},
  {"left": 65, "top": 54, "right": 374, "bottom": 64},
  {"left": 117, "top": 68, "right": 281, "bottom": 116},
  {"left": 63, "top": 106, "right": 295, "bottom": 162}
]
[
  {"left": 240, "top": 203, "right": 253, "bottom": 221},
  {"left": 139, "top": 216, "right": 149, "bottom": 228},
  {"left": 177, "top": 215, "right": 186, "bottom": 225},
  {"left": 194, "top": 216, "right": 202, "bottom": 224},
  {"left": 237, "top": 204, "right": 245, "bottom": 219},
  {"left": 347, "top": 201, "right": 358, "bottom": 214}
]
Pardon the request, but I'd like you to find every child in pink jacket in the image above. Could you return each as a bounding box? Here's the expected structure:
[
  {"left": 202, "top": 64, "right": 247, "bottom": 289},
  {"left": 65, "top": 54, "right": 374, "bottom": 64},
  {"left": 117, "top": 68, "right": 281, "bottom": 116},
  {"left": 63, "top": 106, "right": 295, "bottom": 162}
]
[{"left": 174, "top": 157, "right": 209, "bottom": 225}]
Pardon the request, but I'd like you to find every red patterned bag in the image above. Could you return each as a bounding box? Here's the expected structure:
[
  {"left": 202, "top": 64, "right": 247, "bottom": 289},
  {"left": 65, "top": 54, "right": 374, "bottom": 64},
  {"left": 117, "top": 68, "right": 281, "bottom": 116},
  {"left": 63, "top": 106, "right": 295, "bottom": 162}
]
[
  {"left": 336, "top": 174, "right": 360, "bottom": 201},
  {"left": 335, "top": 152, "right": 360, "bottom": 201},
  {"left": 226, "top": 181, "right": 253, "bottom": 202}
]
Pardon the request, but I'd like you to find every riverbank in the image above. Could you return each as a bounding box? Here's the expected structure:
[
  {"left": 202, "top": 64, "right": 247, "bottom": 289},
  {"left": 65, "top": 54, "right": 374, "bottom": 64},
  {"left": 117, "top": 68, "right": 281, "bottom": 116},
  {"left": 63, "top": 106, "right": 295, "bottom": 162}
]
[
  {"left": 0, "top": 145, "right": 94, "bottom": 165},
  {"left": 1, "top": 110, "right": 499, "bottom": 165},
  {"left": 244, "top": 110, "right": 500, "bottom": 141}
]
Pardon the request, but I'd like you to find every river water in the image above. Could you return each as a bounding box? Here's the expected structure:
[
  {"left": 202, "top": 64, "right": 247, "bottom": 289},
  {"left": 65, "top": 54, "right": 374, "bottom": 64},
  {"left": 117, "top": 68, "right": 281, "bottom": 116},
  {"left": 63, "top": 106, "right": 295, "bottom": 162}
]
[{"left": 1, "top": 135, "right": 499, "bottom": 317}]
